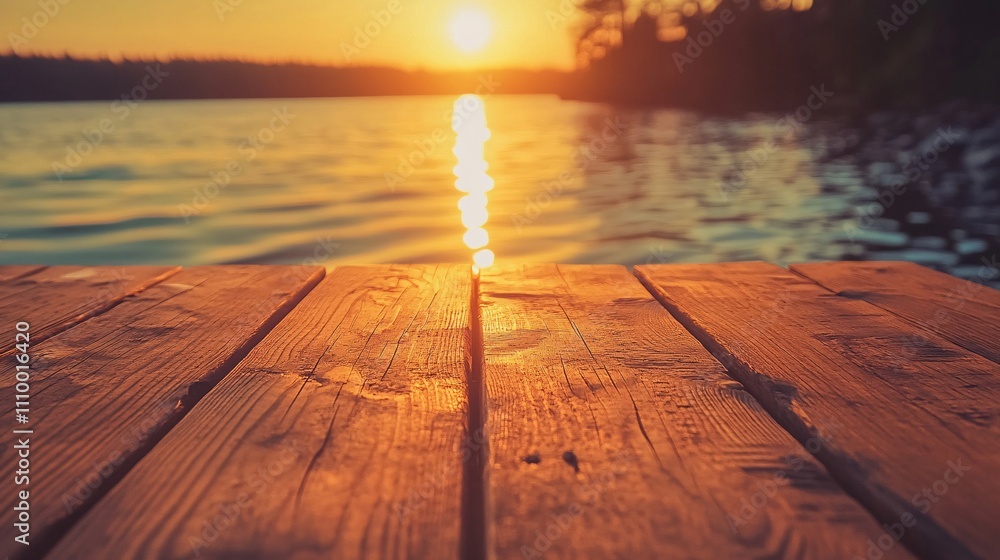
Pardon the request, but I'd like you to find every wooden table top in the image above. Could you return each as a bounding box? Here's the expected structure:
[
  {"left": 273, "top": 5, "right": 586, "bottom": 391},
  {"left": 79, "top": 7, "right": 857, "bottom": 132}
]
[{"left": 1, "top": 262, "right": 997, "bottom": 560}]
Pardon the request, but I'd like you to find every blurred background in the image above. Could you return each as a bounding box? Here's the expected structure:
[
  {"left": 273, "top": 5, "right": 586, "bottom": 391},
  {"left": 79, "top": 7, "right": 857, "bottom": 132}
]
[{"left": 1, "top": 0, "right": 998, "bottom": 285}]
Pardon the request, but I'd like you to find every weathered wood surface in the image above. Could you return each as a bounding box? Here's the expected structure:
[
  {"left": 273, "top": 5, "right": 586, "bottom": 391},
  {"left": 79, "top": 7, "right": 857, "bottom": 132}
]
[
  {"left": 636, "top": 262, "right": 1000, "bottom": 560},
  {"left": 52, "top": 265, "right": 472, "bottom": 560},
  {"left": 792, "top": 261, "right": 1000, "bottom": 365},
  {"left": 0, "top": 265, "right": 46, "bottom": 282},
  {"left": 0, "top": 265, "right": 180, "bottom": 354},
  {"left": 0, "top": 265, "right": 323, "bottom": 560},
  {"left": 479, "top": 264, "right": 912, "bottom": 559}
]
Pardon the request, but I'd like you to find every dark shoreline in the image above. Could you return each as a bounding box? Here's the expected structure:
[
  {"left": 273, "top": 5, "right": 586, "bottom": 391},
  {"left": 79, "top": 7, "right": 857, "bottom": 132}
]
[{"left": 2, "top": 54, "right": 996, "bottom": 118}]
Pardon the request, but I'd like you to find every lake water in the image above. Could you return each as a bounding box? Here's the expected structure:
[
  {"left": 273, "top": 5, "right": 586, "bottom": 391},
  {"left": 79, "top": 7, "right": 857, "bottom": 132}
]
[{"left": 0, "top": 95, "right": 996, "bottom": 283}]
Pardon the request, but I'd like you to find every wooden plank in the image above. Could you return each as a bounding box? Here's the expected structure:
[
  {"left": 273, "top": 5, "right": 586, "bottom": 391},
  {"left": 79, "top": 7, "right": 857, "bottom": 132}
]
[
  {"left": 0, "top": 265, "right": 46, "bottom": 282},
  {"left": 479, "top": 264, "right": 913, "bottom": 559},
  {"left": 636, "top": 262, "right": 1000, "bottom": 560},
  {"left": 0, "top": 265, "right": 181, "bottom": 353},
  {"left": 791, "top": 261, "right": 1000, "bottom": 365},
  {"left": 0, "top": 265, "right": 323, "bottom": 560},
  {"left": 50, "top": 265, "right": 471, "bottom": 560}
]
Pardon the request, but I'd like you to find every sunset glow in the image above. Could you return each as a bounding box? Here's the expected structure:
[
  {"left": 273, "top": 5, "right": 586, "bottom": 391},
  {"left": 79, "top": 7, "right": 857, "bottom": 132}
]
[
  {"left": 452, "top": 94, "right": 495, "bottom": 270},
  {"left": 0, "top": 0, "right": 575, "bottom": 70},
  {"left": 448, "top": 8, "right": 493, "bottom": 53}
]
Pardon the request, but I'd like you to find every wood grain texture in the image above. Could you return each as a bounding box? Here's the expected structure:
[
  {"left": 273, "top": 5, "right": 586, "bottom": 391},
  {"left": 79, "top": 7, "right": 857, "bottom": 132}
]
[
  {"left": 480, "top": 264, "right": 912, "bottom": 560},
  {"left": 51, "top": 265, "right": 471, "bottom": 560},
  {"left": 0, "top": 265, "right": 323, "bottom": 560},
  {"left": 636, "top": 262, "right": 1000, "bottom": 560},
  {"left": 0, "top": 265, "right": 46, "bottom": 282},
  {"left": 0, "top": 265, "right": 181, "bottom": 354},
  {"left": 791, "top": 261, "right": 1000, "bottom": 365}
]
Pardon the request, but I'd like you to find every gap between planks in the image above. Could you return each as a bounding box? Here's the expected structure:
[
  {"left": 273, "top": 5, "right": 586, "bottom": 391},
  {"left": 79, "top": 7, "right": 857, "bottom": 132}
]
[
  {"left": 634, "top": 262, "right": 999, "bottom": 560},
  {"left": 461, "top": 272, "right": 489, "bottom": 560},
  {"left": 8, "top": 266, "right": 325, "bottom": 560},
  {"left": 790, "top": 261, "right": 1000, "bottom": 366},
  {"left": 25, "top": 262, "right": 977, "bottom": 559},
  {"left": 0, "top": 265, "right": 183, "bottom": 358},
  {"left": 49, "top": 265, "right": 471, "bottom": 559},
  {"left": 480, "top": 264, "right": 914, "bottom": 559}
]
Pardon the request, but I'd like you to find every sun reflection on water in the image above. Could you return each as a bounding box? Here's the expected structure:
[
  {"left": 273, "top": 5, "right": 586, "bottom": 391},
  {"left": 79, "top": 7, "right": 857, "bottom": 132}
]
[{"left": 452, "top": 94, "right": 495, "bottom": 272}]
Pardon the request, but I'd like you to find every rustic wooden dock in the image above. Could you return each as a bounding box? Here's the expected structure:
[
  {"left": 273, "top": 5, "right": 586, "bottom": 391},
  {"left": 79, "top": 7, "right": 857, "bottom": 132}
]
[{"left": 1, "top": 262, "right": 998, "bottom": 560}]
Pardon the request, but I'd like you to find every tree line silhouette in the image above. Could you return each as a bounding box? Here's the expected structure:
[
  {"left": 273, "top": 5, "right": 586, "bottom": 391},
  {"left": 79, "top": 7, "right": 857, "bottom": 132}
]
[
  {"left": 1, "top": 0, "right": 998, "bottom": 111},
  {"left": 0, "top": 55, "right": 566, "bottom": 103},
  {"left": 571, "top": 0, "right": 1000, "bottom": 111}
]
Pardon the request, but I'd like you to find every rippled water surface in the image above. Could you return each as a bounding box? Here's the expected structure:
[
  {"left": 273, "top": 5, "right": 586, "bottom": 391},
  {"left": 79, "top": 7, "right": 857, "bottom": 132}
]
[{"left": 1, "top": 95, "right": 996, "bottom": 282}]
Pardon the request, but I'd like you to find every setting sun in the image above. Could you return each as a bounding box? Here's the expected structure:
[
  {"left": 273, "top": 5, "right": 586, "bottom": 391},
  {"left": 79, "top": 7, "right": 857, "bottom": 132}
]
[{"left": 448, "top": 8, "right": 493, "bottom": 53}]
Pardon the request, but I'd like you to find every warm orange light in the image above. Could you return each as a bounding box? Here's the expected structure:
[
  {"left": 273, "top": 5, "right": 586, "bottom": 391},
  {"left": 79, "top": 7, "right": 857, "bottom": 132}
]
[
  {"left": 449, "top": 8, "right": 493, "bottom": 53},
  {"left": 454, "top": 175, "right": 494, "bottom": 193},
  {"left": 463, "top": 228, "right": 489, "bottom": 249},
  {"left": 458, "top": 193, "right": 488, "bottom": 213},
  {"left": 461, "top": 208, "right": 488, "bottom": 229},
  {"left": 453, "top": 94, "right": 494, "bottom": 269},
  {"left": 473, "top": 249, "right": 495, "bottom": 269}
]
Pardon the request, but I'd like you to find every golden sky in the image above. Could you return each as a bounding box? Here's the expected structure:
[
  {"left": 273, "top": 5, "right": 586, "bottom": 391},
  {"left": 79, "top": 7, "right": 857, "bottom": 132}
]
[{"left": 2, "top": 0, "right": 579, "bottom": 70}]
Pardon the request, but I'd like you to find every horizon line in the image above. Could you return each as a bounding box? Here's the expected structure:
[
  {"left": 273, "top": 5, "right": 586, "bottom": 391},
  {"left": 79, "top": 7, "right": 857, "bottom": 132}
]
[{"left": 0, "top": 49, "right": 576, "bottom": 74}]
